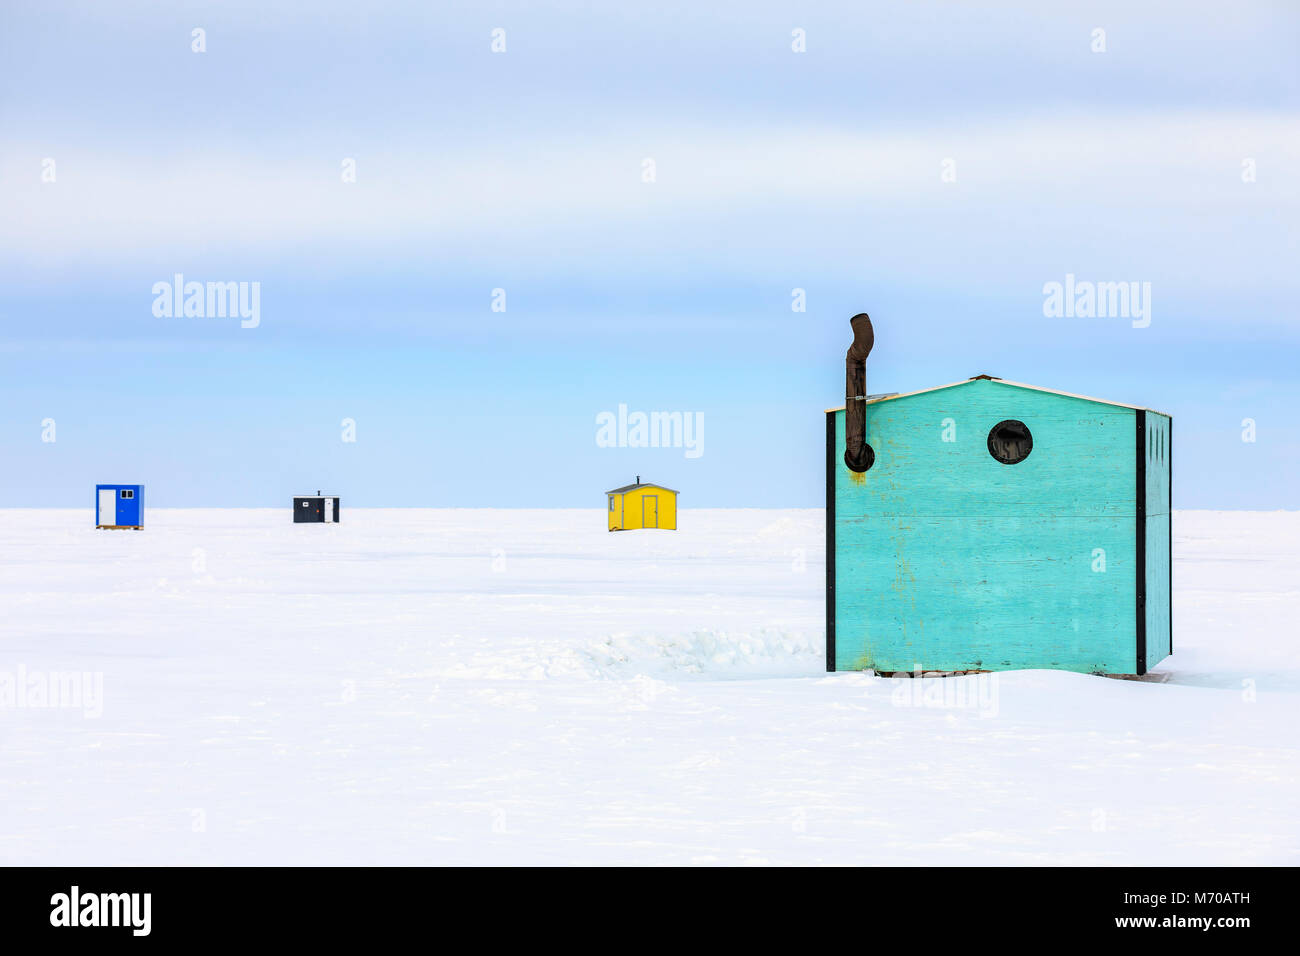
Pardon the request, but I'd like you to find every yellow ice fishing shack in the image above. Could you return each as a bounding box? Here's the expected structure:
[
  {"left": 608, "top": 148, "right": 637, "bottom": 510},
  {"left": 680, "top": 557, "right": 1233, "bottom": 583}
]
[{"left": 606, "top": 477, "right": 678, "bottom": 531}]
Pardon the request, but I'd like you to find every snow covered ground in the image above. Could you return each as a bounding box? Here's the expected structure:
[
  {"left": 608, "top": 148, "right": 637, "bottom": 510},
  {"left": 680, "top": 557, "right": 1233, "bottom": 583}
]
[{"left": 1, "top": 508, "right": 1297, "bottom": 865}]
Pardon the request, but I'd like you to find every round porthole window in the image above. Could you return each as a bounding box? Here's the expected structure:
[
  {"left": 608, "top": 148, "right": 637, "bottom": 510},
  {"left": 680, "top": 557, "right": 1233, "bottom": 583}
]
[
  {"left": 987, "top": 420, "right": 1033, "bottom": 464},
  {"left": 844, "top": 443, "right": 875, "bottom": 473}
]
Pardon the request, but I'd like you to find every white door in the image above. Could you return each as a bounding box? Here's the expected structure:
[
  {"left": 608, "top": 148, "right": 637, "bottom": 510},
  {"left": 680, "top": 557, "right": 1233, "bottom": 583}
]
[
  {"left": 98, "top": 489, "right": 117, "bottom": 526},
  {"left": 324, "top": 497, "right": 334, "bottom": 523}
]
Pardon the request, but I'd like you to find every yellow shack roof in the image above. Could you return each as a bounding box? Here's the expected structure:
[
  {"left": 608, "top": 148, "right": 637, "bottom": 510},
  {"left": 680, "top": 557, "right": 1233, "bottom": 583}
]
[{"left": 606, "top": 481, "right": 679, "bottom": 495}]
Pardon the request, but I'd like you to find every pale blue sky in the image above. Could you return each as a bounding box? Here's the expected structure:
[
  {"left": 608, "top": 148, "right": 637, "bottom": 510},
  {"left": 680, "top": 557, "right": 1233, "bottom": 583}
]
[{"left": 1, "top": 1, "right": 1297, "bottom": 507}]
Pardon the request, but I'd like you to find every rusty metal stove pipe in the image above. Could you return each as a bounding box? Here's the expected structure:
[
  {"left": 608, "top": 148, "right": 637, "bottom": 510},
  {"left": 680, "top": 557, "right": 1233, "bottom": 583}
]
[{"left": 844, "top": 312, "right": 875, "bottom": 472}]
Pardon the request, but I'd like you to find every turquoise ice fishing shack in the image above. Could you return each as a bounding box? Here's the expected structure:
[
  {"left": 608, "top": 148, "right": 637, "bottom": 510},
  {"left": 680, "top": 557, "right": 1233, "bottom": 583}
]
[{"left": 827, "top": 314, "right": 1171, "bottom": 676}]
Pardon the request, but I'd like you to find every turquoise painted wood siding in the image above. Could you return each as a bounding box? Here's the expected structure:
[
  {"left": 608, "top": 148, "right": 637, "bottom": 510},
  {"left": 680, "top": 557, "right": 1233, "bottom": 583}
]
[
  {"left": 830, "top": 378, "right": 1148, "bottom": 674},
  {"left": 1143, "top": 412, "right": 1172, "bottom": 671}
]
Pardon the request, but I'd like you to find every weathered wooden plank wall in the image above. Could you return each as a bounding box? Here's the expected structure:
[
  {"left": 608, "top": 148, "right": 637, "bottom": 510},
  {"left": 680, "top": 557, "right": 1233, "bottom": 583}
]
[{"left": 831, "top": 379, "right": 1140, "bottom": 673}]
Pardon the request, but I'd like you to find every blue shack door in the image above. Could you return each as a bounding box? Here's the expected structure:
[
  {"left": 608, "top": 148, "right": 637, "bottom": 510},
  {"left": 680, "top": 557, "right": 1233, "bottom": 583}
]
[{"left": 117, "top": 488, "right": 141, "bottom": 526}]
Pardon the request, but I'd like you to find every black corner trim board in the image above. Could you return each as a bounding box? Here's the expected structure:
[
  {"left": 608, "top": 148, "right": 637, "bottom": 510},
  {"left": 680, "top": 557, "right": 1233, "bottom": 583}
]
[
  {"left": 1135, "top": 410, "right": 1147, "bottom": 676},
  {"left": 825, "top": 411, "right": 836, "bottom": 672}
]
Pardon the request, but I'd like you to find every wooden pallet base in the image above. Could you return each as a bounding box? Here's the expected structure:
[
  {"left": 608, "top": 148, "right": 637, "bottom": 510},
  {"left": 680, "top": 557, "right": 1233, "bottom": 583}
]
[
  {"left": 1102, "top": 671, "right": 1172, "bottom": 683},
  {"left": 96, "top": 525, "right": 143, "bottom": 530},
  {"left": 875, "top": 669, "right": 1170, "bottom": 681}
]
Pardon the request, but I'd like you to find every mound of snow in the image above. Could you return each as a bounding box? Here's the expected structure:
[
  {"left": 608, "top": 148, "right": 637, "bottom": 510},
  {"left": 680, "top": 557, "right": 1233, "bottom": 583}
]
[{"left": 435, "top": 628, "right": 821, "bottom": 681}]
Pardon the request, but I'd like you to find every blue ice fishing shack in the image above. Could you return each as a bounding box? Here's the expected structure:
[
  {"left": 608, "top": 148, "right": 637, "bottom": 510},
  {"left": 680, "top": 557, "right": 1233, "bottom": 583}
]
[
  {"left": 827, "top": 314, "right": 1172, "bottom": 677},
  {"left": 96, "top": 484, "right": 144, "bottom": 529}
]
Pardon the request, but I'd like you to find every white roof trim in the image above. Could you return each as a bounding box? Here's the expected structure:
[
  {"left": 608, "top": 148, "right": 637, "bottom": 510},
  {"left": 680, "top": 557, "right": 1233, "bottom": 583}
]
[{"left": 825, "top": 376, "right": 1169, "bottom": 416}]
